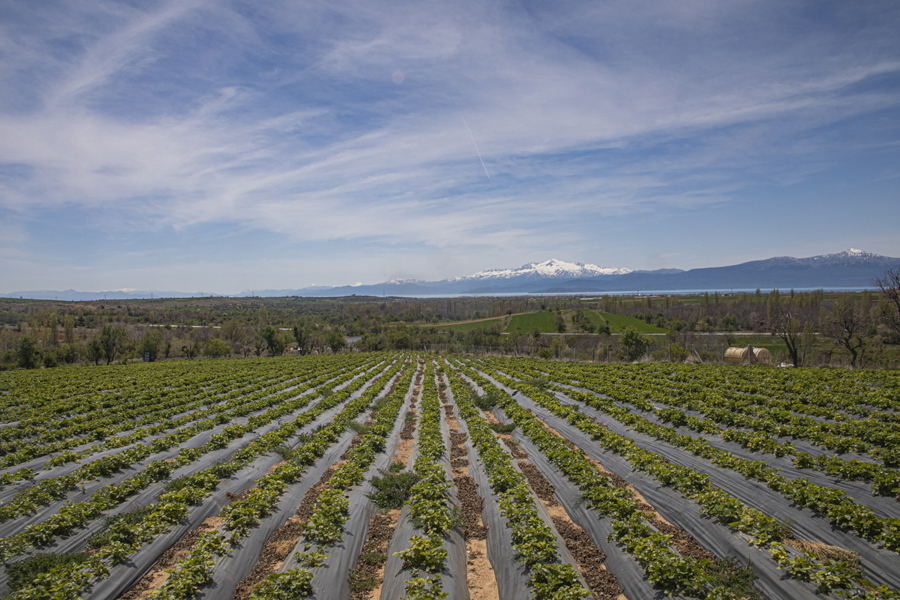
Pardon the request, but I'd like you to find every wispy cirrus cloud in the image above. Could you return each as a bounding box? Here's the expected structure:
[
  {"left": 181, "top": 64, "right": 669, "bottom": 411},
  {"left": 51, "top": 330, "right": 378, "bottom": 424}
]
[{"left": 1, "top": 0, "right": 899, "bottom": 291}]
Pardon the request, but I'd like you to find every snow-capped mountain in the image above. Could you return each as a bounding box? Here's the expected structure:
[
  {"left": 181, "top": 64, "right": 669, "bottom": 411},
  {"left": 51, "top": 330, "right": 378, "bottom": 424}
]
[
  {"left": 798, "top": 248, "right": 881, "bottom": 266},
  {"left": 460, "top": 259, "right": 632, "bottom": 280},
  {"left": 542, "top": 248, "right": 900, "bottom": 293},
  {"left": 5, "top": 250, "right": 898, "bottom": 300},
  {"left": 697, "top": 248, "right": 894, "bottom": 273},
  {"left": 830, "top": 248, "right": 870, "bottom": 258}
]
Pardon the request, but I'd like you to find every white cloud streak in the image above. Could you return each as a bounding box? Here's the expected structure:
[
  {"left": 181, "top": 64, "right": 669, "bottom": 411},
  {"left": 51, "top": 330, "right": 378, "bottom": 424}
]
[{"left": 0, "top": 0, "right": 898, "bottom": 290}]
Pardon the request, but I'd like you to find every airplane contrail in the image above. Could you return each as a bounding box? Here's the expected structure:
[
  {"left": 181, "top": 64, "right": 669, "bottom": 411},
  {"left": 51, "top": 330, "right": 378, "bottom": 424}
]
[{"left": 459, "top": 112, "right": 490, "bottom": 179}]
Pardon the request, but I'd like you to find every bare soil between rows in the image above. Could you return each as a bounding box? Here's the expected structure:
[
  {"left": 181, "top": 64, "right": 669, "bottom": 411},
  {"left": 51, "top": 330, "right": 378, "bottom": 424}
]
[{"left": 231, "top": 464, "right": 338, "bottom": 600}]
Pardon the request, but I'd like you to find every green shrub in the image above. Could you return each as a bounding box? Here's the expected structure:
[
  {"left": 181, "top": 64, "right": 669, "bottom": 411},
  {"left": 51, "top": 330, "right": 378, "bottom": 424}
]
[
  {"left": 367, "top": 469, "right": 420, "bottom": 509},
  {"left": 705, "top": 557, "right": 763, "bottom": 599},
  {"left": 203, "top": 338, "right": 231, "bottom": 358},
  {"left": 348, "top": 569, "right": 379, "bottom": 591},
  {"left": 489, "top": 423, "right": 516, "bottom": 433},
  {"left": 272, "top": 445, "right": 293, "bottom": 460},
  {"left": 525, "top": 377, "right": 549, "bottom": 390},
  {"left": 358, "top": 551, "right": 387, "bottom": 565},
  {"left": 347, "top": 421, "right": 370, "bottom": 434},
  {"left": 471, "top": 388, "right": 503, "bottom": 410}
]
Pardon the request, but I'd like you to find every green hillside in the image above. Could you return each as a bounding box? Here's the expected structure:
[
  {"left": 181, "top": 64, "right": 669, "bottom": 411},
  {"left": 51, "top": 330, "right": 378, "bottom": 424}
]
[
  {"left": 506, "top": 311, "right": 558, "bottom": 333},
  {"left": 598, "top": 312, "right": 668, "bottom": 334},
  {"left": 422, "top": 316, "right": 507, "bottom": 332}
]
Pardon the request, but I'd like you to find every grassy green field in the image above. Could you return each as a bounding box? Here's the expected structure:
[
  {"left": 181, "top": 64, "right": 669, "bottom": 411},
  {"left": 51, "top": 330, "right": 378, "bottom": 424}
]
[
  {"left": 580, "top": 310, "right": 608, "bottom": 331},
  {"left": 506, "top": 311, "right": 558, "bottom": 333},
  {"left": 598, "top": 312, "right": 668, "bottom": 334},
  {"left": 422, "top": 317, "right": 507, "bottom": 332},
  {"left": 731, "top": 336, "right": 790, "bottom": 357},
  {"left": 419, "top": 309, "right": 669, "bottom": 335}
]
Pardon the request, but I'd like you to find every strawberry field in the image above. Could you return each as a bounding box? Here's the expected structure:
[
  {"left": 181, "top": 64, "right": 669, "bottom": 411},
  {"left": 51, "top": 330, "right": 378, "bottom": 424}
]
[{"left": 0, "top": 353, "right": 898, "bottom": 600}]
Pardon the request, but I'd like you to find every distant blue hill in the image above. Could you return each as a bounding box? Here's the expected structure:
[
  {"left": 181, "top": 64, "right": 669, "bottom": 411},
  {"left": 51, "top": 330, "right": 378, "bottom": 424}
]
[
  {"left": 253, "top": 249, "right": 900, "bottom": 296},
  {"left": 3, "top": 249, "right": 897, "bottom": 300},
  {"left": 539, "top": 249, "right": 900, "bottom": 294},
  {"left": 0, "top": 289, "right": 215, "bottom": 301}
]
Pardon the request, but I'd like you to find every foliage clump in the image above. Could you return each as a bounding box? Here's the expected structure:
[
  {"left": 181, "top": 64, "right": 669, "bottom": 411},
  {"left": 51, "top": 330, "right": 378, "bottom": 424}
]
[
  {"left": 471, "top": 388, "right": 503, "bottom": 410},
  {"left": 367, "top": 462, "right": 420, "bottom": 509},
  {"left": 489, "top": 423, "right": 516, "bottom": 433}
]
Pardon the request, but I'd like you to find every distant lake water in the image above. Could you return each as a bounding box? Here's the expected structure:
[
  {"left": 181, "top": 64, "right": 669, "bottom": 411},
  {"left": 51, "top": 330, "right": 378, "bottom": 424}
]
[{"left": 381, "top": 287, "right": 870, "bottom": 299}]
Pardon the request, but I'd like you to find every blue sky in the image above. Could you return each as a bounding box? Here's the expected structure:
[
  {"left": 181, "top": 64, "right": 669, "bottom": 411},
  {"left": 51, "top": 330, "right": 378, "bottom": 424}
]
[{"left": 1, "top": 0, "right": 899, "bottom": 293}]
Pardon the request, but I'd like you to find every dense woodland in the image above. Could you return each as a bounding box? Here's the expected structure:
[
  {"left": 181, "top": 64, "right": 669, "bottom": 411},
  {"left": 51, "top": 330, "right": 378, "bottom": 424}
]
[{"left": 1, "top": 269, "right": 899, "bottom": 369}]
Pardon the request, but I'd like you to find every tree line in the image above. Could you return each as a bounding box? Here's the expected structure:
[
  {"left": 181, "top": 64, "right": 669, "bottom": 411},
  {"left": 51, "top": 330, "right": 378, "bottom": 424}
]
[{"left": 2, "top": 269, "right": 898, "bottom": 369}]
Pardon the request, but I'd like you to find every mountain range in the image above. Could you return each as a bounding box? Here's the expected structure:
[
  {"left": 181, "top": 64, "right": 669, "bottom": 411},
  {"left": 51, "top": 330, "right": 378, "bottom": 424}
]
[{"left": 3, "top": 250, "right": 898, "bottom": 301}]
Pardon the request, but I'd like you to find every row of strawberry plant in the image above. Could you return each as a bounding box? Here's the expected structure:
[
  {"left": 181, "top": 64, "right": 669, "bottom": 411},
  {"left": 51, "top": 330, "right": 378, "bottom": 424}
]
[
  {"left": 0, "top": 354, "right": 368, "bottom": 482},
  {"left": 0, "top": 356, "right": 329, "bottom": 469},
  {"left": 456, "top": 360, "right": 724, "bottom": 598},
  {"left": 637, "top": 369, "right": 898, "bottom": 463},
  {"left": 641, "top": 362, "right": 899, "bottom": 418},
  {"left": 657, "top": 405, "right": 900, "bottom": 495},
  {"left": 248, "top": 359, "right": 420, "bottom": 600},
  {"left": 32, "top": 353, "right": 371, "bottom": 470},
  {"left": 6, "top": 356, "right": 404, "bottom": 600},
  {"left": 520, "top": 361, "right": 900, "bottom": 494},
  {"left": 0, "top": 358, "right": 323, "bottom": 479},
  {"left": 0, "top": 362, "right": 212, "bottom": 424},
  {"left": 0, "top": 354, "right": 347, "bottom": 465},
  {"left": 0, "top": 356, "right": 312, "bottom": 444},
  {"left": 0, "top": 355, "right": 377, "bottom": 525},
  {"left": 478, "top": 358, "right": 899, "bottom": 599},
  {"left": 0, "top": 355, "right": 388, "bottom": 563},
  {"left": 389, "top": 359, "right": 457, "bottom": 600},
  {"left": 0, "top": 356, "right": 388, "bottom": 432},
  {"left": 692, "top": 363, "right": 900, "bottom": 417},
  {"left": 552, "top": 363, "right": 900, "bottom": 464},
  {"left": 141, "top": 357, "right": 411, "bottom": 600},
  {"left": 504, "top": 358, "right": 900, "bottom": 550},
  {"left": 0, "top": 350, "right": 315, "bottom": 413},
  {"left": 442, "top": 361, "right": 589, "bottom": 600}
]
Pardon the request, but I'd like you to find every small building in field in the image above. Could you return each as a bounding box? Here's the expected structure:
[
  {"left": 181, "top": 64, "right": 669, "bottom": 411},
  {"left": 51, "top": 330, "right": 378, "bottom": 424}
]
[{"left": 724, "top": 346, "right": 771, "bottom": 365}]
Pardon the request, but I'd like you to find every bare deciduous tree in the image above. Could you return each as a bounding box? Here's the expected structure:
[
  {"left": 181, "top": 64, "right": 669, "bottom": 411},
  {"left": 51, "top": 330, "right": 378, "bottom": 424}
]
[
  {"left": 765, "top": 291, "right": 815, "bottom": 367},
  {"left": 828, "top": 297, "right": 867, "bottom": 368},
  {"left": 874, "top": 268, "right": 900, "bottom": 338}
]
